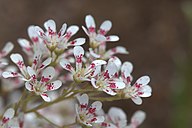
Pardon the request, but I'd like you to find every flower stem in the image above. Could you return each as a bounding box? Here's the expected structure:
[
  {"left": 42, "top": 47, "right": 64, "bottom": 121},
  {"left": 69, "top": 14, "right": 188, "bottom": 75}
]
[
  {"left": 35, "top": 111, "right": 62, "bottom": 128},
  {"left": 89, "top": 96, "right": 124, "bottom": 101},
  {"left": 62, "top": 122, "right": 77, "bottom": 128},
  {"left": 15, "top": 89, "right": 27, "bottom": 114},
  {"left": 25, "top": 92, "right": 76, "bottom": 113}
]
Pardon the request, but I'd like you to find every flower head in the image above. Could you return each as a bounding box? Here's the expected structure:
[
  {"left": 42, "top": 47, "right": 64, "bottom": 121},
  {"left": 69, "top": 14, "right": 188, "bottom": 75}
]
[
  {"left": 126, "top": 110, "right": 146, "bottom": 128},
  {"left": 35, "top": 19, "right": 85, "bottom": 51},
  {"left": 82, "top": 15, "right": 119, "bottom": 49},
  {"left": 18, "top": 25, "right": 49, "bottom": 61},
  {"left": 95, "top": 107, "right": 127, "bottom": 128},
  {"left": 2, "top": 52, "right": 52, "bottom": 81},
  {"left": 76, "top": 94, "right": 104, "bottom": 126},
  {"left": 25, "top": 66, "right": 62, "bottom": 102},
  {"left": 60, "top": 46, "right": 106, "bottom": 83},
  {"left": 91, "top": 58, "right": 125, "bottom": 96},
  {"left": 120, "top": 62, "right": 152, "bottom": 105}
]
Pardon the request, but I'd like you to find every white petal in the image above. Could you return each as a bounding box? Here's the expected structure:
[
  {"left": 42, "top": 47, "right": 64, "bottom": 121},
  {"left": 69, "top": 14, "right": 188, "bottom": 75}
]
[
  {"left": 131, "top": 97, "right": 142, "bottom": 105},
  {"left": 108, "top": 107, "right": 127, "bottom": 124},
  {"left": 41, "top": 93, "right": 51, "bottom": 102},
  {"left": 28, "top": 25, "right": 39, "bottom": 41},
  {"left": 60, "top": 59, "right": 74, "bottom": 72},
  {"left": 10, "top": 53, "right": 24, "bottom": 65},
  {"left": 35, "top": 26, "right": 45, "bottom": 37},
  {"left": 95, "top": 34, "right": 107, "bottom": 42},
  {"left": 105, "top": 46, "right": 128, "bottom": 59},
  {"left": 41, "top": 67, "right": 55, "bottom": 83},
  {"left": 134, "top": 76, "right": 150, "bottom": 87},
  {"left": 90, "top": 60, "right": 107, "bottom": 67},
  {"left": 2, "top": 108, "right": 15, "bottom": 125},
  {"left": 65, "top": 25, "right": 79, "bottom": 37},
  {"left": 91, "top": 65, "right": 102, "bottom": 77},
  {"left": 7, "top": 118, "right": 20, "bottom": 128},
  {"left": 89, "top": 48, "right": 101, "bottom": 58},
  {"left": 46, "top": 80, "right": 62, "bottom": 91},
  {"left": 90, "top": 101, "right": 102, "bottom": 111},
  {"left": 10, "top": 54, "right": 27, "bottom": 75},
  {"left": 121, "top": 61, "right": 133, "bottom": 75},
  {"left": 44, "top": 19, "right": 56, "bottom": 32},
  {"left": 91, "top": 78, "right": 98, "bottom": 88},
  {"left": 32, "top": 51, "right": 42, "bottom": 68},
  {"left": 74, "top": 46, "right": 84, "bottom": 70},
  {"left": 85, "top": 15, "right": 96, "bottom": 30},
  {"left": 85, "top": 60, "right": 104, "bottom": 77},
  {"left": 58, "top": 23, "right": 67, "bottom": 36},
  {"left": 77, "top": 93, "right": 89, "bottom": 106},
  {"left": 115, "top": 46, "right": 129, "bottom": 54},
  {"left": 109, "top": 56, "right": 122, "bottom": 70},
  {"left": 68, "top": 38, "right": 86, "bottom": 46},
  {"left": 92, "top": 116, "right": 105, "bottom": 123},
  {"left": 103, "top": 61, "right": 118, "bottom": 79},
  {"left": 17, "top": 38, "right": 31, "bottom": 51},
  {"left": 99, "top": 20, "right": 112, "bottom": 35},
  {"left": 139, "top": 85, "right": 152, "bottom": 97},
  {"left": 131, "top": 110, "right": 146, "bottom": 126},
  {"left": 25, "top": 81, "right": 33, "bottom": 91},
  {"left": 107, "top": 81, "right": 125, "bottom": 89},
  {"left": 103, "top": 88, "right": 116, "bottom": 96},
  {"left": 121, "top": 62, "right": 133, "bottom": 84},
  {"left": 82, "top": 26, "right": 89, "bottom": 35},
  {"left": 2, "top": 71, "right": 20, "bottom": 78},
  {"left": 106, "top": 35, "right": 119, "bottom": 42},
  {"left": 1, "top": 42, "right": 14, "bottom": 57},
  {"left": 39, "top": 57, "right": 52, "bottom": 70},
  {"left": 26, "top": 66, "right": 36, "bottom": 78}
]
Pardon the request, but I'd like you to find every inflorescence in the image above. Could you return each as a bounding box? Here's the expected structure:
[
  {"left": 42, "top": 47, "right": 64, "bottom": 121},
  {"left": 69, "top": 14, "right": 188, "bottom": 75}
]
[{"left": 0, "top": 15, "right": 152, "bottom": 128}]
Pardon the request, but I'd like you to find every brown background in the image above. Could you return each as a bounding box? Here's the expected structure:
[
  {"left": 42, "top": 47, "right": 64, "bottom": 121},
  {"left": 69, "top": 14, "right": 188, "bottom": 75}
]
[{"left": 0, "top": 0, "right": 192, "bottom": 128}]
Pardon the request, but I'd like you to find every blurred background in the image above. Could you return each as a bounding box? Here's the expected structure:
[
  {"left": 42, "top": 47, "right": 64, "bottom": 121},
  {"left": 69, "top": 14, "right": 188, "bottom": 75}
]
[{"left": 0, "top": 0, "right": 192, "bottom": 127}]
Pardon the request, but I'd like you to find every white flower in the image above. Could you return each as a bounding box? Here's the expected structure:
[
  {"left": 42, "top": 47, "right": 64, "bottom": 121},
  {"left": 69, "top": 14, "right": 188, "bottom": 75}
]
[
  {"left": 94, "top": 107, "right": 127, "bottom": 128},
  {"left": 88, "top": 45, "right": 128, "bottom": 60},
  {"left": 0, "top": 66, "right": 23, "bottom": 91},
  {"left": 18, "top": 25, "right": 49, "bottom": 61},
  {"left": 35, "top": 19, "right": 85, "bottom": 50},
  {"left": 60, "top": 46, "right": 106, "bottom": 83},
  {"left": 2, "top": 52, "right": 52, "bottom": 81},
  {"left": 126, "top": 110, "right": 146, "bottom": 128},
  {"left": 2, "top": 53, "right": 29, "bottom": 80},
  {"left": 76, "top": 94, "right": 104, "bottom": 126},
  {"left": 82, "top": 15, "right": 119, "bottom": 49},
  {"left": 1, "top": 108, "right": 24, "bottom": 128},
  {"left": 25, "top": 66, "right": 62, "bottom": 102},
  {"left": 120, "top": 62, "right": 152, "bottom": 105},
  {"left": 1, "top": 108, "right": 15, "bottom": 127},
  {"left": 0, "top": 42, "right": 14, "bottom": 67},
  {"left": 91, "top": 58, "right": 125, "bottom": 96}
]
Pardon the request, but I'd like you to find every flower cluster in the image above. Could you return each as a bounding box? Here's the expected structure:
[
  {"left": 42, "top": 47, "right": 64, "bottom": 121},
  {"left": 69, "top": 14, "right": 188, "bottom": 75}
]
[{"left": 0, "top": 15, "right": 152, "bottom": 128}]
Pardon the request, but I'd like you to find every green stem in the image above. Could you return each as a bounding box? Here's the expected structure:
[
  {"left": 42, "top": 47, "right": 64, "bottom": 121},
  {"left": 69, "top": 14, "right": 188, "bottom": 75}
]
[
  {"left": 15, "top": 89, "right": 27, "bottom": 114},
  {"left": 35, "top": 111, "right": 62, "bottom": 128},
  {"left": 62, "top": 122, "right": 77, "bottom": 128},
  {"left": 22, "top": 93, "right": 39, "bottom": 111},
  {"left": 89, "top": 96, "right": 123, "bottom": 101},
  {"left": 25, "top": 92, "right": 76, "bottom": 113}
]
